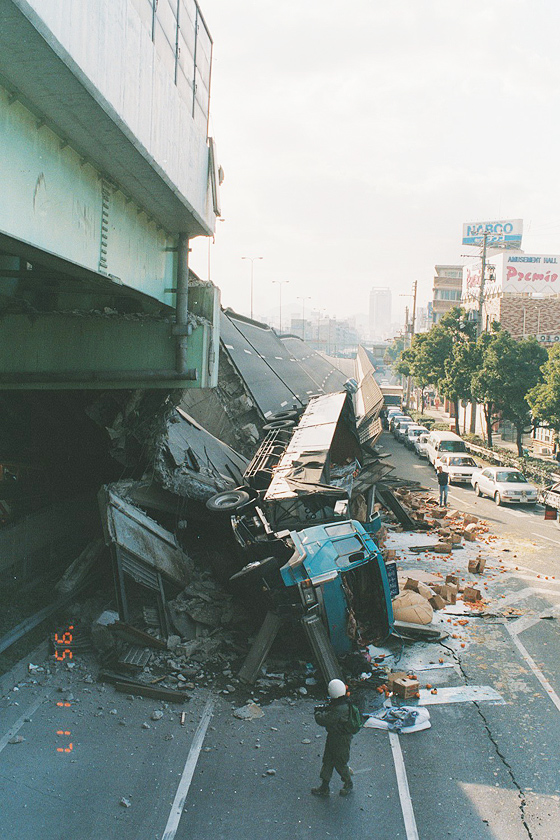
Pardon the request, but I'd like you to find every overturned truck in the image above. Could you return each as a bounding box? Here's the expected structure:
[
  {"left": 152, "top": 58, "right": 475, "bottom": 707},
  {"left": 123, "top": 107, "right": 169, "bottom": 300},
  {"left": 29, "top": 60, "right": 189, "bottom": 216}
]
[{"left": 206, "top": 390, "right": 394, "bottom": 683}]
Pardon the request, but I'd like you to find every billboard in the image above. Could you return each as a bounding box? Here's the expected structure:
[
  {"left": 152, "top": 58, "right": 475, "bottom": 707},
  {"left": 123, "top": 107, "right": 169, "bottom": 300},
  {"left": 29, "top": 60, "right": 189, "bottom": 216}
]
[
  {"left": 464, "top": 252, "right": 560, "bottom": 298},
  {"left": 462, "top": 219, "right": 523, "bottom": 249}
]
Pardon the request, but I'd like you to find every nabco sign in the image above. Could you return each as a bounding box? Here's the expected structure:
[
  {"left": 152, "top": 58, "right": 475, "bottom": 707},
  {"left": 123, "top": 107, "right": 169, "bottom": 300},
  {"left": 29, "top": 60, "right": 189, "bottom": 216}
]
[{"left": 462, "top": 219, "right": 523, "bottom": 248}]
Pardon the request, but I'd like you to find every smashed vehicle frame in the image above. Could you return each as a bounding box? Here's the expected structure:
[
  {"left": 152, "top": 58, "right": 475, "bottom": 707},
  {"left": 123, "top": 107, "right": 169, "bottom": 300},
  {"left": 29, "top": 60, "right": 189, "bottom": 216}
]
[{"left": 206, "top": 390, "right": 395, "bottom": 681}]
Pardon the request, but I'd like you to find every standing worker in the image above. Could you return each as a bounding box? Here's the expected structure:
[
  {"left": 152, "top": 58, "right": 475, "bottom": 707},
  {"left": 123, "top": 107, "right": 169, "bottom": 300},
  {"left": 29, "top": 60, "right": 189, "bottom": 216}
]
[
  {"left": 311, "top": 679, "right": 355, "bottom": 798},
  {"left": 437, "top": 464, "right": 449, "bottom": 507}
]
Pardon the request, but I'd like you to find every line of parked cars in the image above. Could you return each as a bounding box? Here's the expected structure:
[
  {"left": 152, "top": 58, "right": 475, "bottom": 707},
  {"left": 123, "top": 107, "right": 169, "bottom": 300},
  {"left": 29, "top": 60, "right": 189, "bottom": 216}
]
[{"left": 386, "top": 407, "right": 539, "bottom": 507}]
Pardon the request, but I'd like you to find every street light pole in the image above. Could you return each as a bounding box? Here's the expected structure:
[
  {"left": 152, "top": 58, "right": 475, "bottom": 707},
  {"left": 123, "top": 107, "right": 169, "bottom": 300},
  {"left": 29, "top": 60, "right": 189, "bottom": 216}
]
[
  {"left": 241, "top": 256, "right": 263, "bottom": 320},
  {"left": 272, "top": 280, "right": 289, "bottom": 333},
  {"left": 297, "top": 295, "right": 311, "bottom": 340}
]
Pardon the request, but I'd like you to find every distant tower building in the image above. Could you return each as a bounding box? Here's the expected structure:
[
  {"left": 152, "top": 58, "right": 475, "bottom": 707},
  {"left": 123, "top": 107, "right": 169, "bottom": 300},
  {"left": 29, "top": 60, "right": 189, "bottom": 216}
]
[{"left": 369, "top": 287, "right": 392, "bottom": 340}]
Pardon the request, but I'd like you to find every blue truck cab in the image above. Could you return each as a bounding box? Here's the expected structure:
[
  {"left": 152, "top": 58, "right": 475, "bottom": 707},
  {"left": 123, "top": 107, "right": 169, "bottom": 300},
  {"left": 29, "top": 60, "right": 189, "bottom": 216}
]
[{"left": 279, "top": 519, "right": 394, "bottom": 655}]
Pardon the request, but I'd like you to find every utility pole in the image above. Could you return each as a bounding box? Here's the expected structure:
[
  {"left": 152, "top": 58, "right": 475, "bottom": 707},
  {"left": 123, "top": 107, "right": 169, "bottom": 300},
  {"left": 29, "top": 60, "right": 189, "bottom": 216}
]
[
  {"left": 272, "top": 280, "right": 289, "bottom": 333},
  {"left": 470, "top": 231, "right": 490, "bottom": 433},
  {"left": 297, "top": 296, "right": 310, "bottom": 340},
  {"left": 476, "top": 232, "right": 490, "bottom": 337},
  {"left": 241, "top": 256, "right": 263, "bottom": 320},
  {"left": 411, "top": 279, "right": 417, "bottom": 336}
]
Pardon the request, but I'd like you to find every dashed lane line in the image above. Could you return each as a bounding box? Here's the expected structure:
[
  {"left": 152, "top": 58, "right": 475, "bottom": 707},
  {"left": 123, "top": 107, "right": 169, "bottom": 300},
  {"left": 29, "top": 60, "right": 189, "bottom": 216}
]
[
  {"left": 532, "top": 532, "right": 560, "bottom": 546},
  {"left": 162, "top": 698, "right": 215, "bottom": 840}
]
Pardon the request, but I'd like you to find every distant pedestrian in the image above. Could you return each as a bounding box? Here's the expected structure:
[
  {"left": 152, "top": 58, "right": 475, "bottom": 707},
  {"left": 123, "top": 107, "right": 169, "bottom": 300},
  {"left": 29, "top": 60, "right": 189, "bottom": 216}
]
[
  {"left": 437, "top": 465, "right": 449, "bottom": 506},
  {"left": 311, "top": 679, "right": 355, "bottom": 798}
]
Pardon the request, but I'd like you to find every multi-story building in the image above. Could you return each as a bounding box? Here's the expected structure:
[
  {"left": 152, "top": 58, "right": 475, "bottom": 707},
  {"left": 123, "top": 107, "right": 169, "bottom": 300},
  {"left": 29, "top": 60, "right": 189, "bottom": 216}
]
[
  {"left": 432, "top": 265, "right": 463, "bottom": 324},
  {"left": 369, "top": 287, "right": 392, "bottom": 340},
  {"left": 462, "top": 251, "right": 560, "bottom": 343}
]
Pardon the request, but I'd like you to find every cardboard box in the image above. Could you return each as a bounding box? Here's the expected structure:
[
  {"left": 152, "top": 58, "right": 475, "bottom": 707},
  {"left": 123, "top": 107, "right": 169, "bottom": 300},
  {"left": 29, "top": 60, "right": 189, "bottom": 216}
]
[
  {"left": 387, "top": 671, "right": 407, "bottom": 691},
  {"left": 463, "top": 586, "right": 482, "bottom": 603},
  {"left": 417, "top": 582, "right": 435, "bottom": 600},
  {"left": 446, "top": 575, "right": 459, "bottom": 586},
  {"left": 404, "top": 578, "right": 420, "bottom": 592},
  {"left": 429, "top": 594, "right": 446, "bottom": 611},
  {"left": 468, "top": 557, "right": 487, "bottom": 574},
  {"left": 463, "top": 531, "right": 476, "bottom": 542},
  {"left": 433, "top": 542, "right": 452, "bottom": 553},
  {"left": 392, "top": 677, "right": 420, "bottom": 699}
]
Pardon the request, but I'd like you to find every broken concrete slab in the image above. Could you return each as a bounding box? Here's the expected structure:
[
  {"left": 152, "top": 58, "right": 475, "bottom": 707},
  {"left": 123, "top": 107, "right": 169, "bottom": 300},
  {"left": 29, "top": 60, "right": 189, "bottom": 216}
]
[{"left": 233, "top": 702, "right": 264, "bottom": 720}]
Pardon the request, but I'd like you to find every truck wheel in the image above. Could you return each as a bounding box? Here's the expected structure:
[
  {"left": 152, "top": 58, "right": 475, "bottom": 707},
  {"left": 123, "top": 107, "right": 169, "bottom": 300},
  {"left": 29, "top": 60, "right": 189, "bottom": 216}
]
[
  {"left": 495, "top": 492, "right": 502, "bottom": 507},
  {"left": 229, "top": 556, "right": 279, "bottom": 581},
  {"left": 474, "top": 483, "right": 481, "bottom": 497},
  {"left": 262, "top": 420, "right": 295, "bottom": 431},
  {"left": 206, "top": 489, "right": 252, "bottom": 512},
  {"left": 269, "top": 410, "right": 299, "bottom": 421}
]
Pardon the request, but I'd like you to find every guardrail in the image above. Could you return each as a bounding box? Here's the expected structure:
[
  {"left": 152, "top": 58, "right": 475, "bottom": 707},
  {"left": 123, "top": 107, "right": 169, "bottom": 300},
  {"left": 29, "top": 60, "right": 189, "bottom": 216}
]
[{"left": 463, "top": 440, "right": 560, "bottom": 488}]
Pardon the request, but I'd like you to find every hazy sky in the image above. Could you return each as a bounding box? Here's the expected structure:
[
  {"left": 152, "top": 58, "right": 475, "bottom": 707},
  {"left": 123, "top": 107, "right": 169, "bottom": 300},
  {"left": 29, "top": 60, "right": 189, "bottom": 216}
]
[{"left": 189, "top": 0, "right": 560, "bottom": 331}]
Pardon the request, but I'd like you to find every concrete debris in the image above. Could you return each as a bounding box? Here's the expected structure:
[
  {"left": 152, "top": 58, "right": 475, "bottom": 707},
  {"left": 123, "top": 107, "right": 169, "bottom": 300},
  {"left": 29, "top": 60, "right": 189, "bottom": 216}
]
[
  {"left": 233, "top": 702, "right": 264, "bottom": 720},
  {"left": 151, "top": 710, "right": 164, "bottom": 721},
  {"left": 120, "top": 798, "right": 132, "bottom": 808},
  {"left": 8, "top": 735, "right": 25, "bottom": 744}
]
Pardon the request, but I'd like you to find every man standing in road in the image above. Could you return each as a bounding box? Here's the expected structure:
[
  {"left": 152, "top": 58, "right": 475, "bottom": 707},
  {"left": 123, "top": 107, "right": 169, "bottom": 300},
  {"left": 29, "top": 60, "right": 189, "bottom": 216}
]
[
  {"left": 437, "top": 464, "right": 449, "bottom": 507},
  {"left": 311, "top": 679, "right": 354, "bottom": 798}
]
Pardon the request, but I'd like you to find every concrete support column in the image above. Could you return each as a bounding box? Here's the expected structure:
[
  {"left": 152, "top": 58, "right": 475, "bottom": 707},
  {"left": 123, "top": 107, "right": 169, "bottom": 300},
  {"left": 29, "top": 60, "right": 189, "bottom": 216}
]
[{"left": 176, "top": 233, "right": 190, "bottom": 375}]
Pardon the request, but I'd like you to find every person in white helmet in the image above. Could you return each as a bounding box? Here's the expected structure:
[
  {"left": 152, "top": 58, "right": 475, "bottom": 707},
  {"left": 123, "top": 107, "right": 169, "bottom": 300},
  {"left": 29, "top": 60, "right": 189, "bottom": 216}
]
[{"left": 311, "top": 678, "right": 354, "bottom": 797}]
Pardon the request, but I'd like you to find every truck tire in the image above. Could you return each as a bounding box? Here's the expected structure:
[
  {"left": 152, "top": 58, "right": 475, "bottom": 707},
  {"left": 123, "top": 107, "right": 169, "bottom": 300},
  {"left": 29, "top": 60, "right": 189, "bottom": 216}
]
[
  {"left": 269, "top": 410, "right": 299, "bottom": 421},
  {"left": 206, "top": 489, "right": 252, "bottom": 512},
  {"left": 262, "top": 419, "right": 295, "bottom": 431},
  {"left": 229, "top": 556, "right": 279, "bottom": 581}
]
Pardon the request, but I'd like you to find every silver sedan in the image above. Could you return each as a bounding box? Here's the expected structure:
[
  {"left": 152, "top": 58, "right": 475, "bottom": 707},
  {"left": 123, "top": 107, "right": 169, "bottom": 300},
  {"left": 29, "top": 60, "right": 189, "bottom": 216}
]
[{"left": 471, "top": 467, "right": 538, "bottom": 506}]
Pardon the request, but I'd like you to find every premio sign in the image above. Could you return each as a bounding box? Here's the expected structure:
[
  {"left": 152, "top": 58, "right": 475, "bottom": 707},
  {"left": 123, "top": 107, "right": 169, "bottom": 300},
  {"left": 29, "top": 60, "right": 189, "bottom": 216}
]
[{"left": 462, "top": 219, "right": 523, "bottom": 249}]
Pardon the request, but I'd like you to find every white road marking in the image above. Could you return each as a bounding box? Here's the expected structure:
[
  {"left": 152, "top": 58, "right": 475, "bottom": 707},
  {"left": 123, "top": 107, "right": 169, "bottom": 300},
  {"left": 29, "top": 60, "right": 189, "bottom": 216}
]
[
  {"left": 224, "top": 344, "right": 234, "bottom": 349},
  {"left": 508, "top": 603, "right": 560, "bottom": 635},
  {"left": 533, "top": 532, "right": 560, "bottom": 546},
  {"left": 389, "top": 732, "right": 419, "bottom": 840},
  {"left": 162, "top": 698, "right": 215, "bottom": 840},
  {"left": 0, "top": 691, "right": 51, "bottom": 755},
  {"left": 418, "top": 685, "right": 504, "bottom": 705},
  {"left": 505, "top": 624, "right": 560, "bottom": 714},
  {"left": 280, "top": 401, "right": 287, "bottom": 407},
  {"left": 243, "top": 349, "right": 252, "bottom": 354}
]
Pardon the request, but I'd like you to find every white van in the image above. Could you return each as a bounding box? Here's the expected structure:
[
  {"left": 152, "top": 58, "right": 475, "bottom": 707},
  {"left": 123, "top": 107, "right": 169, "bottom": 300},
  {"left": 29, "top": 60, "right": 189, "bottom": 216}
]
[{"left": 425, "top": 431, "right": 467, "bottom": 466}]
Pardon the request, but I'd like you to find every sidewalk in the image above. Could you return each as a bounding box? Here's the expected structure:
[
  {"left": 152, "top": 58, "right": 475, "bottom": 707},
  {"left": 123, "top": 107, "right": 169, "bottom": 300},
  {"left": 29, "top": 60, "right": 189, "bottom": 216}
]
[{"left": 416, "top": 405, "right": 556, "bottom": 465}]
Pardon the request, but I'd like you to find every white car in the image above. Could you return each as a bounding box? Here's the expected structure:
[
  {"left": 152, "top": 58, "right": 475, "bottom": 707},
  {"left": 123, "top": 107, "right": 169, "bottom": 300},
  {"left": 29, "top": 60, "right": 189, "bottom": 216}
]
[
  {"left": 414, "top": 432, "right": 430, "bottom": 458},
  {"left": 434, "top": 454, "right": 480, "bottom": 484},
  {"left": 470, "top": 467, "right": 538, "bottom": 506},
  {"left": 405, "top": 425, "right": 429, "bottom": 449}
]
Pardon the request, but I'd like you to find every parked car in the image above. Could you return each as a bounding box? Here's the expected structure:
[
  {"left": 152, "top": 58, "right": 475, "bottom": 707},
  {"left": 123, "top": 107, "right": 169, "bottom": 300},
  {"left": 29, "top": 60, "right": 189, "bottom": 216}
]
[
  {"left": 393, "top": 416, "right": 414, "bottom": 440},
  {"left": 434, "top": 453, "right": 480, "bottom": 484},
  {"left": 388, "top": 413, "right": 408, "bottom": 432},
  {"left": 425, "top": 431, "right": 467, "bottom": 466},
  {"left": 414, "top": 432, "right": 430, "bottom": 458},
  {"left": 405, "top": 425, "right": 429, "bottom": 450},
  {"left": 394, "top": 419, "right": 415, "bottom": 442},
  {"left": 470, "top": 467, "right": 538, "bottom": 506}
]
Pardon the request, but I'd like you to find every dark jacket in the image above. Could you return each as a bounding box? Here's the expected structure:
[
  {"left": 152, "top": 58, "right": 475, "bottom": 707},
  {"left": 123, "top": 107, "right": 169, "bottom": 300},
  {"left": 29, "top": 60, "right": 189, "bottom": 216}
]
[
  {"left": 437, "top": 469, "right": 449, "bottom": 486},
  {"left": 315, "top": 697, "right": 352, "bottom": 737}
]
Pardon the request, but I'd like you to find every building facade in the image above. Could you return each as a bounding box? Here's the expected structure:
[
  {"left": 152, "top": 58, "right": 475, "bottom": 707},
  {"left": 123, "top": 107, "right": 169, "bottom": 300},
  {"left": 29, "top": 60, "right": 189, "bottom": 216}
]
[{"left": 432, "top": 265, "right": 463, "bottom": 324}]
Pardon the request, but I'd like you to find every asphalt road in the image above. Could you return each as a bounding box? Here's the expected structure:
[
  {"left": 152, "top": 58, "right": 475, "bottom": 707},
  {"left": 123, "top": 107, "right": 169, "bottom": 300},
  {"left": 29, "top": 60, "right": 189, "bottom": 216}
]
[{"left": 2, "top": 433, "right": 560, "bottom": 840}]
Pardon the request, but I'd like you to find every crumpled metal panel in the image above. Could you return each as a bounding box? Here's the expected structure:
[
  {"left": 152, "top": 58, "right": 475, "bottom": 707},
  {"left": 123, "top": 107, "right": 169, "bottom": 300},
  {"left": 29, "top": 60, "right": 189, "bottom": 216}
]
[{"left": 99, "top": 486, "right": 190, "bottom": 589}]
